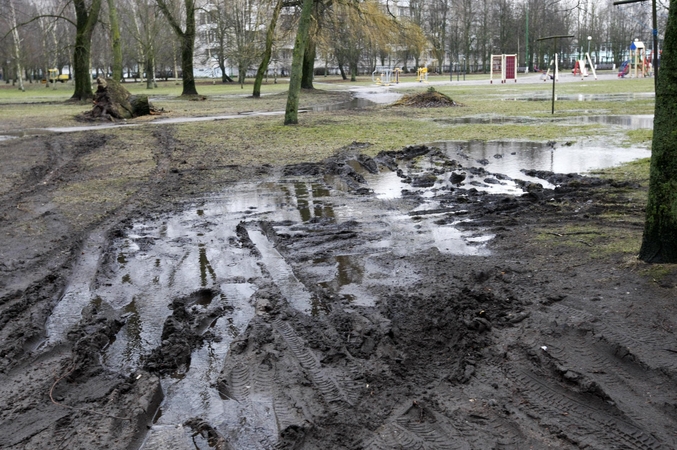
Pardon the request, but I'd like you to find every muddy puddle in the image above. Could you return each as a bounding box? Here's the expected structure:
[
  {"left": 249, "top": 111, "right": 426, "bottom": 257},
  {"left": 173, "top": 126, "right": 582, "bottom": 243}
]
[
  {"left": 433, "top": 140, "right": 650, "bottom": 190},
  {"left": 41, "top": 138, "right": 650, "bottom": 448}
]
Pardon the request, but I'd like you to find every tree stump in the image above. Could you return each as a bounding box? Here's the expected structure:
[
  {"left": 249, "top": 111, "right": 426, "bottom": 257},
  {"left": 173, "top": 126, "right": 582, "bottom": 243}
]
[{"left": 84, "top": 77, "right": 157, "bottom": 120}]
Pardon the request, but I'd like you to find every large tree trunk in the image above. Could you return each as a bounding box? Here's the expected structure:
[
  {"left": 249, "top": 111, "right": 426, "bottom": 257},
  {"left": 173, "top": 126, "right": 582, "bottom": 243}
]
[
  {"left": 639, "top": 3, "right": 677, "bottom": 263},
  {"left": 301, "top": 36, "right": 316, "bottom": 89},
  {"left": 108, "top": 0, "right": 123, "bottom": 81},
  {"left": 253, "top": 0, "right": 283, "bottom": 98},
  {"left": 157, "top": 0, "right": 198, "bottom": 96},
  {"left": 284, "top": 0, "right": 314, "bottom": 125},
  {"left": 179, "top": 29, "right": 198, "bottom": 96},
  {"left": 71, "top": 0, "right": 102, "bottom": 101}
]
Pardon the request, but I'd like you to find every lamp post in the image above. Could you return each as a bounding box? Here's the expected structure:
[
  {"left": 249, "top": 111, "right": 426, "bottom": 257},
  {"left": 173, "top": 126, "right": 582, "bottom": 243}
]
[
  {"left": 613, "top": 0, "right": 658, "bottom": 87},
  {"left": 587, "top": 35, "right": 592, "bottom": 57}
]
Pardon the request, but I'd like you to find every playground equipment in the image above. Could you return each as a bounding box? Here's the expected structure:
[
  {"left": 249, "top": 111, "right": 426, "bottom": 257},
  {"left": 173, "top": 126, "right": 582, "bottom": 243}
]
[
  {"left": 618, "top": 60, "right": 631, "bottom": 78},
  {"left": 618, "top": 41, "right": 652, "bottom": 79},
  {"left": 372, "top": 66, "right": 400, "bottom": 85},
  {"left": 417, "top": 67, "right": 428, "bottom": 83},
  {"left": 490, "top": 54, "right": 517, "bottom": 84},
  {"left": 542, "top": 54, "right": 560, "bottom": 82},
  {"left": 572, "top": 53, "right": 597, "bottom": 80},
  {"left": 627, "top": 40, "right": 651, "bottom": 78}
]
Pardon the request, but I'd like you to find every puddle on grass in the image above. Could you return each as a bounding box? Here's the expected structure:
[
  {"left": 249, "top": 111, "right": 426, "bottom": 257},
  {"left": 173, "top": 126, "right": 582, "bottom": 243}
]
[
  {"left": 350, "top": 140, "right": 650, "bottom": 197},
  {"left": 435, "top": 116, "right": 538, "bottom": 125},
  {"left": 507, "top": 92, "right": 655, "bottom": 102},
  {"left": 437, "top": 140, "right": 650, "bottom": 188},
  {"left": 561, "top": 114, "right": 653, "bottom": 129},
  {"left": 436, "top": 114, "right": 653, "bottom": 130},
  {"left": 0, "top": 135, "right": 19, "bottom": 141}
]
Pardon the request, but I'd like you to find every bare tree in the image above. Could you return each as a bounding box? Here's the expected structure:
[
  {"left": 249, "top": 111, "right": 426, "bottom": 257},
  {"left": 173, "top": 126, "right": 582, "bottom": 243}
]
[
  {"left": 9, "top": 0, "right": 26, "bottom": 90},
  {"left": 156, "top": 0, "right": 198, "bottom": 96},
  {"left": 71, "top": 0, "right": 103, "bottom": 100},
  {"left": 253, "top": 0, "right": 283, "bottom": 96}
]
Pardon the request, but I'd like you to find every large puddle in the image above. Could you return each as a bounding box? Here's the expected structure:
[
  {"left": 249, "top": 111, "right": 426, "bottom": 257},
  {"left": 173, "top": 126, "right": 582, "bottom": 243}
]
[
  {"left": 506, "top": 92, "right": 655, "bottom": 102},
  {"left": 43, "top": 138, "right": 649, "bottom": 447},
  {"left": 436, "top": 115, "right": 653, "bottom": 130}
]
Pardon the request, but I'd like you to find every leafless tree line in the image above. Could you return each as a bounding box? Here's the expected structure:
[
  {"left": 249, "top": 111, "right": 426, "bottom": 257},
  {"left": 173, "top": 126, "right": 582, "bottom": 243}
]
[{"left": 0, "top": 0, "right": 668, "bottom": 90}]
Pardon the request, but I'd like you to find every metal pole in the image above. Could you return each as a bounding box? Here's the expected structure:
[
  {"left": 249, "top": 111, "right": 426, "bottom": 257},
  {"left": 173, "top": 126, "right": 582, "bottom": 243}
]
[
  {"left": 552, "top": 51, "right": 556, "bottom": 114},
  {"left": 526, "top": 6, "right": 529, "bottom": 70},
  {"left": 538, "top": 35, "right": 574, "bottom": 115}
]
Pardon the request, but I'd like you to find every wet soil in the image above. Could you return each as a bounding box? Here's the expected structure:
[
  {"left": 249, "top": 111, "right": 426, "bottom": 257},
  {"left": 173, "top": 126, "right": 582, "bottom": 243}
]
[
  {"left": 392, "top": 89, "right": 461, "bottom": 108},
  {"left": 1, "top": 129, "right": 676, "bottom": 450}
]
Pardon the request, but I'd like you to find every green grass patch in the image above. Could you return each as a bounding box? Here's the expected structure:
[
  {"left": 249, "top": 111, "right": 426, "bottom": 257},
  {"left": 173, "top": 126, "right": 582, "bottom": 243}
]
[
  {"left": 591, "top": 158, "right": 650, "bottom": 184},
  {"left": 536, "top": 224, "right": 641, "bottom": 258},
  {"left": 624, "top": 129, "right": 653, "bottom": 146}
]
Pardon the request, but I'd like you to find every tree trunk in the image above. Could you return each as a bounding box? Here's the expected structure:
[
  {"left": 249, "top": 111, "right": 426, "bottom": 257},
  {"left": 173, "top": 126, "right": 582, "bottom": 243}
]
[
  {"left": 284, "top": 0, "right": 314, "bottom": 125},
  {"left": 157, "top": 0, "right": 198, "bottom": 96},
  {"left": 220, "top": 60, "right": 230, "bottom": 83},
  {"left": 349, "top": 60, "right": 357, "bottom": 82},
  {"left": 9, "top": 0, "right": 25, "bottom": 92},
  {"left": 108, "top": 0, "right": 123, "bottom": 81},
  {"left": 338, "top": 64, "right": 347, "bottom": 80},
  {"left": 71, "top": 0, "right": 102, "bottom": 101},
  {"left": 87, "top": 77, "right": 155, "bottom": 119},
  {"left": 301, "top": 37, "right": 316, "bottom": 89},
  {"left": 253, "top": 0, "right": 283, "bottom": 98},
  {"left": 146, "top": 54, "right": 155, "bottom": 89},
  {"left": 179, "top": 30, "right": 198, "bottom": 95},
  {"left": 238, "top": 63, "right": 246, "bottom": 87},
  {"left": 639, "top": 3, "right": 677, "bottom": 263}
]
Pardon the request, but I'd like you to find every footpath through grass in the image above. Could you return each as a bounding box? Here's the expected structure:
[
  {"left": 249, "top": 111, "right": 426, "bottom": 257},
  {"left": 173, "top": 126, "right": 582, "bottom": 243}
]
[{"left": 0, "top": 73, "right": 655, "bottom": 160}]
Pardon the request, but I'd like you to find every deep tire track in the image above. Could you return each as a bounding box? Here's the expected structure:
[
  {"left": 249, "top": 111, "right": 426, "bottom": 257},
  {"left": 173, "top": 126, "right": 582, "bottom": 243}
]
[{"left": 506, "top": 366, "right": 665, "bottom": 449}]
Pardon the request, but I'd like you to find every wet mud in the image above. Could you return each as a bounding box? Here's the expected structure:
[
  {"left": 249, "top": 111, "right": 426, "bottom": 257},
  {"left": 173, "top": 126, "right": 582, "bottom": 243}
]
[{"left": 1, "top": 132, "right": 676, "bottom": 449}]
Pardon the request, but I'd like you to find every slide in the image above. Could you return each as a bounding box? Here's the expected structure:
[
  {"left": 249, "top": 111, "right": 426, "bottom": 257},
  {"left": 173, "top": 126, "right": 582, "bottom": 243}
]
[{"left": 618, "top": 61, "right": 630, "bottom": 78}]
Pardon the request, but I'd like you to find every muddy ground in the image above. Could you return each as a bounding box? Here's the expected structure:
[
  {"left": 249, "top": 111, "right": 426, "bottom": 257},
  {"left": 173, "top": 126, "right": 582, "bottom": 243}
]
[{"left": 1, "top": 124, "right": 676, "bottom": 450}]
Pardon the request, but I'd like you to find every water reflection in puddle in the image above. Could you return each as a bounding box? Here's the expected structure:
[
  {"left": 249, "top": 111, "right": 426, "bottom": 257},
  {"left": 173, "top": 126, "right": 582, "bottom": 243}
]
[
  {"left": 437, "top": 114, "right": 653, "bottom": 130},
  {"left": 438, "top": 140, "right": 650, "bottom": 187},
  {"left": 435, "top": 116, "right": 537, "bottom": 125},
  {"left": 506, "top": 92, "right": 654, "bottom": 102},
  {"left": 351, "top": 140, "right": 649, "bottom": 196},
  {"left": 562, "top": 115, "right": 653, "bottom": 129}
]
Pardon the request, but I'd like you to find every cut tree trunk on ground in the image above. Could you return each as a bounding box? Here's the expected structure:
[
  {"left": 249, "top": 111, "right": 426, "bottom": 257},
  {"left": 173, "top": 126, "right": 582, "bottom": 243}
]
[{"left": 83, "top": 77, "right": 158, "bottom": 120}]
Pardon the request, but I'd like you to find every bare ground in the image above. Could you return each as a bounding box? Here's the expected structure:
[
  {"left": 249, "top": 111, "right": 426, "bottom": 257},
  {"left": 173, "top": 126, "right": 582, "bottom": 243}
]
[{"left": 1, "top": 120, "right": 676, "bottom": 450}]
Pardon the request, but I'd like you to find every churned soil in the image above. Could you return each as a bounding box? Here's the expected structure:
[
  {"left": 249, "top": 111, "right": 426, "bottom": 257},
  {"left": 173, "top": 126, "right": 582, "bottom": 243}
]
[{"left": 0, "top": 126, "right": 676, "bottom": 450}]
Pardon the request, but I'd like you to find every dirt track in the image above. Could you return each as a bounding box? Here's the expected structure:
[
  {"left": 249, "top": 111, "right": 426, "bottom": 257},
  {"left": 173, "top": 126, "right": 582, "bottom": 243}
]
[{"left": 1, "top": 123, "right": 676, "bottom": 449}]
